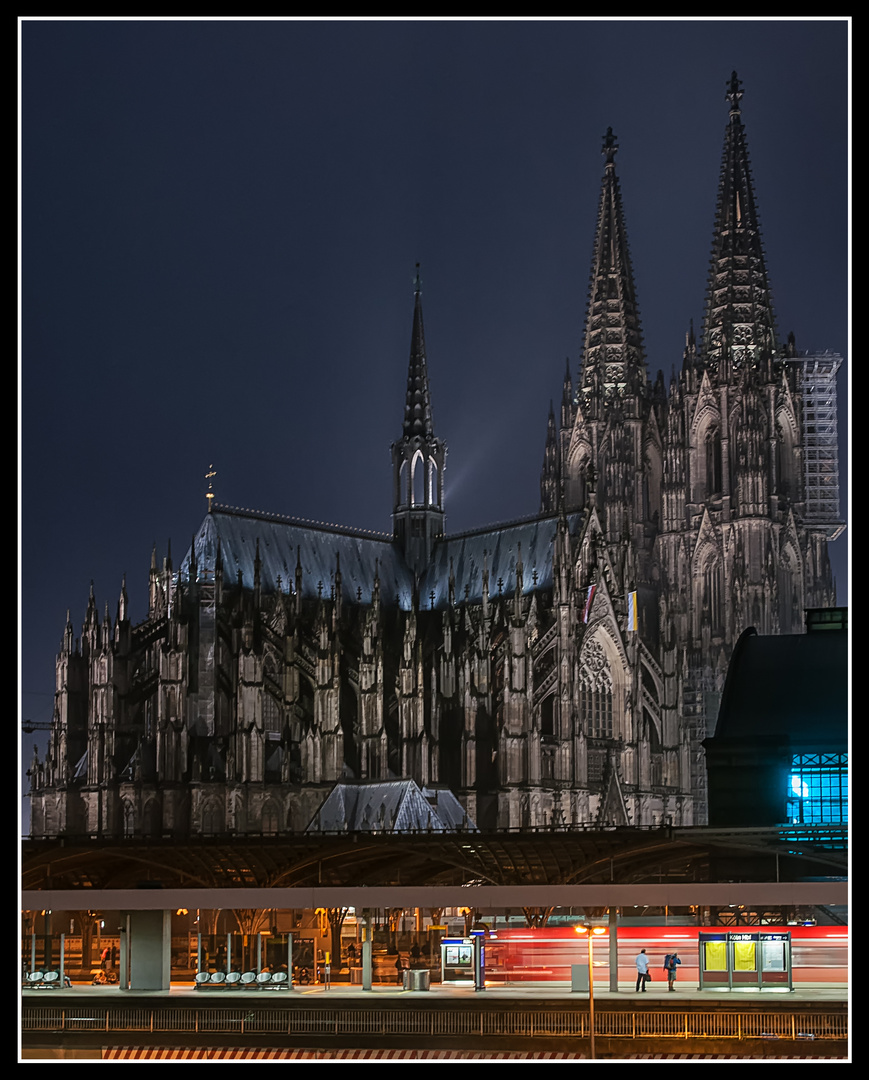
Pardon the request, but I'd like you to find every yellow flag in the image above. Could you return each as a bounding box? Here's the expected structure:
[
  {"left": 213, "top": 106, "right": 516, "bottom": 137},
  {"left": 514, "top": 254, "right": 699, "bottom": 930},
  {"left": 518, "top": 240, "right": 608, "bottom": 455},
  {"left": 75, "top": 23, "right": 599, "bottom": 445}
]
[{"left": 627, "top": 591, "right": 638, "bottom": 631}]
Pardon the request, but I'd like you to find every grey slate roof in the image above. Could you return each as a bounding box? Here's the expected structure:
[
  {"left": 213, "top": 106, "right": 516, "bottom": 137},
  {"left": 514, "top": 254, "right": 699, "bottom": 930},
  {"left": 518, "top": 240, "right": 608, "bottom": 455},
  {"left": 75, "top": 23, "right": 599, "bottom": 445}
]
[
  {"left": 306, "top": 780, "right": 477, "bottom": 833},
  {"left": 180, "top": 506, "right": 583, "bottom": 611},
  {"left": 419, "top": 513, "right": 583, "bottom": 609},
  {"left": 182, "top": 507, "right": 415, "bottom": 609}
]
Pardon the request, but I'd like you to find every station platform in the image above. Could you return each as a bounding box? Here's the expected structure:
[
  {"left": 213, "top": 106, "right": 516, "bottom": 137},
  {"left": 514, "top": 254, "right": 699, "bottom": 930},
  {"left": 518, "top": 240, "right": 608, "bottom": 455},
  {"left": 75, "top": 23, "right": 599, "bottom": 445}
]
[
  {"left": 21, "top": 980, "right": 849, "bottom": 1062},
  {"left": 23, "top": 979, "right": 848, "bottom": 1002}
]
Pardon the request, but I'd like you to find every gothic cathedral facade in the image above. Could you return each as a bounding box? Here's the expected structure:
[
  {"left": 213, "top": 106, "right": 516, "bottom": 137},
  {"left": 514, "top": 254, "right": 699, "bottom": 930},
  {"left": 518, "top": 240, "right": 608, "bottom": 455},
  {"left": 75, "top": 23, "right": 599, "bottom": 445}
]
[{"left": 29, "top": 73, "right": 843, "bottom": 838}]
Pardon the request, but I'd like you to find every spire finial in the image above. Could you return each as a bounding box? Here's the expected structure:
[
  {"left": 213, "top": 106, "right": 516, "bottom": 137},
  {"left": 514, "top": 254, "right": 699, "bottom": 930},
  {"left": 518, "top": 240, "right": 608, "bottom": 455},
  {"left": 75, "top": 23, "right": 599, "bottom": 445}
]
[
  {"left": 205, "top": 463, "right": 216, "bottom": 511},
  {"left": 726, "top": 71, "right": 743, "bottom": 114},
  {"left": 602, "top": 126, "right": 618, "bottom": 166},
  {"left": 413, "top": 262, "right": 422, "bottom": 295}
]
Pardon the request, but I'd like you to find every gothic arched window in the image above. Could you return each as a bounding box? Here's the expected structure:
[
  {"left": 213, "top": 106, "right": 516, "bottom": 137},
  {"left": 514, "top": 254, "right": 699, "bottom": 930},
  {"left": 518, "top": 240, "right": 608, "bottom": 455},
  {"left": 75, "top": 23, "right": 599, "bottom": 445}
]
[
  {"left": 701, "top": 555, "right": 724, "bottom": 634},
  {"left": 705, "top": 426, "right": 723, "bottom": 496},
  {"left": 262, "top": 653, "right": 283, "bottom": 735},
  {"left": 644, "top": 444, "right": 662, "bottom": 526},
  {"left": 201, "top": 801, "right": 220, "bottom": 835},
  {"left": 775, "top": 412, "right": 798, "bottom": 503},
  {"left": 142, "top": 799, "right": 160, "bottom": 837},
  {"left": 261, "top": 802, "right": 279, "bottom": 835},
  {"left": 579, "top": 638, "right": 614, "bottom": 739},
  {"left": 262, "top": 691, "right": 281, "bottom": 734},
  {"left": 122, "top": 800, "right": 136, "bottom": 837},
  {"left": 564, "top": 450, "right": 591, "bottom": 513},
  {"left": 540, "top": 693, "right": 555, "bottom": 737},
  {"left": 411, "top": 450, "right": 425, "bottom": 506},
  {"left": 777, "top": 551, "right": 802, "bottom": 634}
]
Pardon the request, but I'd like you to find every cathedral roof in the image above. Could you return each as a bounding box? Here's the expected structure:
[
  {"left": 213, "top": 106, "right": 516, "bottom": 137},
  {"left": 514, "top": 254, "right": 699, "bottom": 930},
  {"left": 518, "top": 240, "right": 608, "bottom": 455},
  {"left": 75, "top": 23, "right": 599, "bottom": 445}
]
[
  {"left": 307, "top": 780, "right": 476, "bottom": 833},
  {"left": 181, "top": 506, "right": 583, "bottom": 611},
  {"left": 182, "top": 507, "right": 415, "bottom": 608},
  {"left": 421, "top": 511, "right": 583, "bottom": 609}
]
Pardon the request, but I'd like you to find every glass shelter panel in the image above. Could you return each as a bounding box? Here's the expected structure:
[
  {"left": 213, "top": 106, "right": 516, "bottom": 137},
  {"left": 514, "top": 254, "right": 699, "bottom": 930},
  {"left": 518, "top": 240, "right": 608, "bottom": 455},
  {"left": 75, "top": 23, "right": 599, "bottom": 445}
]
[
  {"left": 731, "top": 936, "right": 757, "bottom": 985},
  {"left": 700, "top": 933, "right": 729, "bottom": 987},
  {"left": 758, "top": 933, "right": 792, "bottom": 989},
  {"left": 440, "top": 938, "right": 474, "bottom": 984}
]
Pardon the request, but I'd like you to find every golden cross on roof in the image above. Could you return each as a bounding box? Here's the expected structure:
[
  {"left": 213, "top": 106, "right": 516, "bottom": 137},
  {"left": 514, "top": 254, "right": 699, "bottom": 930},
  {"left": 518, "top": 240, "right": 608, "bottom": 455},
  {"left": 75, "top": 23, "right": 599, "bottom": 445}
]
[{"left": 205, "top": 464, "right": 216, "bottom": 510}]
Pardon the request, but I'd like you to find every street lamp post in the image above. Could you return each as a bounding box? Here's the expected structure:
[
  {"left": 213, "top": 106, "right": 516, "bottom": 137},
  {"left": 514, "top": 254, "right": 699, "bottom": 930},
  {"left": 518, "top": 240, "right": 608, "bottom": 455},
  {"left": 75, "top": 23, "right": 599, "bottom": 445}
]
[{"left": 574, "top": 924, "right": 606, "bottom": 1059}]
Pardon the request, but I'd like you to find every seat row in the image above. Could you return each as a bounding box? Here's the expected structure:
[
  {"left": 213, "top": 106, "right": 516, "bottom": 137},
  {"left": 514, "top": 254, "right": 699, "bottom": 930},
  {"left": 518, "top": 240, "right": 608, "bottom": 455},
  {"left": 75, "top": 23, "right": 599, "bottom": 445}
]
[
  {"left": 194, "top": 970, "right": 290, "bottom": 989},
  {"left": 22, "top": 970, "right": 72, "bottom": 988}
]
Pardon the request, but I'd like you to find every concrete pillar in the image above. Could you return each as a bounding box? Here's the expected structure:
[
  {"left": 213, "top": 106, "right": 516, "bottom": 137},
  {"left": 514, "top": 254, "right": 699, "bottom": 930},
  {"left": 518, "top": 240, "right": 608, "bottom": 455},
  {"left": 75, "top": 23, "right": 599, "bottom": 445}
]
[
  {"left": 609, "top": 907, "right": 619, "bottom": 992},
  {"left": 362, "top": 913, "right": 373, "bottom": 990},
  {"left": 122, "top": 910, "right": 172, "bottom": 990}
]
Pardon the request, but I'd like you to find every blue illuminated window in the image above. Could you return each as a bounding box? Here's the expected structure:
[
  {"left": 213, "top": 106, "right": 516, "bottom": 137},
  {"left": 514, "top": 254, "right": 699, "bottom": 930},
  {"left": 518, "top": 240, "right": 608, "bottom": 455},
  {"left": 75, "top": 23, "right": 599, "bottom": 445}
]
[{"left": 786, "top": 753, "right": 847, "bottom": 824}]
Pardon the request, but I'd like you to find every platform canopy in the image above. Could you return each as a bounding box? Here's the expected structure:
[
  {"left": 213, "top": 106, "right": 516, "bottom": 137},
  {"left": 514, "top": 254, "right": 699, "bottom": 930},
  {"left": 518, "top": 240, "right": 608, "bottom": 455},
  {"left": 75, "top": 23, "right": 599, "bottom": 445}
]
[{"left": 22, "top": 825, "right": 846, "bottom": 896}]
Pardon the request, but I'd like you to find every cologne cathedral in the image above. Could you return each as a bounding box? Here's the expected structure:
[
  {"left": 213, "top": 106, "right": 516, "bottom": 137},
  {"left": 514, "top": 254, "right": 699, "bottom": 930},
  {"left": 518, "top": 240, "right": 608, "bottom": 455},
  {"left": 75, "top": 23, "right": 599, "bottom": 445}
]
[{"left": 29, "top": 73, "right": 843, "bottom": 838}]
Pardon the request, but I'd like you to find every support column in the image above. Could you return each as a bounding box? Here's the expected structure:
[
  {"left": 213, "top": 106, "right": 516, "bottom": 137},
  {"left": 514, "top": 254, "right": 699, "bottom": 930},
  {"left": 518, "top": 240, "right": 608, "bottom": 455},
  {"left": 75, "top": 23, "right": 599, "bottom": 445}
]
[
  {"left": 608, "top": 907, "right": 619, "bottom": 992},
  {"left": 122, "top": 909, "right": 172, "bottom": 990},
  {"left": 362, "top": 912, "right": 373, "bottom": 991}
]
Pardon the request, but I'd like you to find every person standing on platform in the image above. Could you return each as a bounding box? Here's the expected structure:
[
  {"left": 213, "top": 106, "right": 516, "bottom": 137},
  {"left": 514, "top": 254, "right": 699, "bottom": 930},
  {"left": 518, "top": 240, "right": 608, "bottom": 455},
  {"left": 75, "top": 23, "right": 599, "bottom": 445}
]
[
  {"left": 635, "top": 948, "right": 650, "bottom": 992},
  {"left": 664, "top": 951, "right": 682, "bottom": 991}
]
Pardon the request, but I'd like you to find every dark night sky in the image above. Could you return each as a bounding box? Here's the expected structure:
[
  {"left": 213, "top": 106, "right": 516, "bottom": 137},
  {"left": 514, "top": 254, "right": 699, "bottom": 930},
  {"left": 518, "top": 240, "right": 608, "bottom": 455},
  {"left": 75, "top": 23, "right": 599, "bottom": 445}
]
[{"left": 19, "top": 18, "right": 850, "bottom": 827}]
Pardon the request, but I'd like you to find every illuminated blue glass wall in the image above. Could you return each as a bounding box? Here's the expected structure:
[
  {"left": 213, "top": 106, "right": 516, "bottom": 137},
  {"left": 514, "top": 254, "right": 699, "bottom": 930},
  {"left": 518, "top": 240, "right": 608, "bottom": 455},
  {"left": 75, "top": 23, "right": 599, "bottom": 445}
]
[{"left": 787, "top": 753, "right": 848, "bottom": 824}]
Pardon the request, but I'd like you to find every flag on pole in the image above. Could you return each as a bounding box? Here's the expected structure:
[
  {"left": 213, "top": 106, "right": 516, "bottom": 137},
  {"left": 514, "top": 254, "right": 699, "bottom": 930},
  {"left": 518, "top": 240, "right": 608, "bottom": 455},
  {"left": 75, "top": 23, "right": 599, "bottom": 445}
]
[
  {"left": 627, "top": 591, "right": 638, "bottom": 632},
  {"left": 582, "top": 584, "right": 596, "bottom": 624}
]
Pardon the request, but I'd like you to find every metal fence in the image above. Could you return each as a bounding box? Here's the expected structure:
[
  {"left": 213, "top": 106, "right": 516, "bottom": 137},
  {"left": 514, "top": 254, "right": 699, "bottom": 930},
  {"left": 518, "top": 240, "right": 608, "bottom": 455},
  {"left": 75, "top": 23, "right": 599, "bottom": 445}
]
[{"left": 21, "top": 1006, "right": 847, "bottom": 1041}]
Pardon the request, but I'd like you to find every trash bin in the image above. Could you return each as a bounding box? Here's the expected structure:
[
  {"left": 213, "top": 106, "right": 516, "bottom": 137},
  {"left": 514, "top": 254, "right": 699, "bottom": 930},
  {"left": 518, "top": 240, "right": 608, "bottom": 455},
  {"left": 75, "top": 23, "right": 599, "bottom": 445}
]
[
  {"left": 350, "top": 967, "right": 363, "bottom": 985},
  {"left": 405, "top": 969, "right": 430, "bottom": 991}
]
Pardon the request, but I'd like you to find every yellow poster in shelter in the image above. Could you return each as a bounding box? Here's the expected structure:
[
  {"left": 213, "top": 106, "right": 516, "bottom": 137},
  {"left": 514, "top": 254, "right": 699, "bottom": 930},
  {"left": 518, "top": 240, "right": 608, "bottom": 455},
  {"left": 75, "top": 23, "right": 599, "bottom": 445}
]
[
  {"left": 733, "top": 940, "right": 757, "bottom": 971},
  {"left": 703, "top": 940, "right": 727, "bottom": 971}
]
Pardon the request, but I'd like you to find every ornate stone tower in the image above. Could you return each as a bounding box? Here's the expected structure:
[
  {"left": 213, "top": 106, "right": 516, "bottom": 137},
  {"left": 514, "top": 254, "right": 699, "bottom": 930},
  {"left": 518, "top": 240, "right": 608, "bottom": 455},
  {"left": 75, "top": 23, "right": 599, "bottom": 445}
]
[
  {"left": 541, "top": 72, "right": 841, "bottom": 823},
  {"left": 391, "top": 266, "right": 447, "bottom": 577}
]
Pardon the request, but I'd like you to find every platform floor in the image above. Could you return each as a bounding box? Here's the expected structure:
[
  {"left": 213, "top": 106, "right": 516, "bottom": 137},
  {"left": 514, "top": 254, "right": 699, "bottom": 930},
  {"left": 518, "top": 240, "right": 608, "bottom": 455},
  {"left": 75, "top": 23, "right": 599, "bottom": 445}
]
[
  {"left": 22, "top": 980, "right": 850, "bottom": 1062},
  {"left": 23, "top": 979, "right": 848, "bottom": 1003}
]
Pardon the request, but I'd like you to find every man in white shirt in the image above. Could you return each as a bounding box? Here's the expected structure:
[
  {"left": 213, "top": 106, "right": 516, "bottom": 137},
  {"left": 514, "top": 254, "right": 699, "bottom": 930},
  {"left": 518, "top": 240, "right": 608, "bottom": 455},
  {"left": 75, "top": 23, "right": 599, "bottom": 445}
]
[{"left": 635, "top": 948, "right": 649, "bottom": 992}]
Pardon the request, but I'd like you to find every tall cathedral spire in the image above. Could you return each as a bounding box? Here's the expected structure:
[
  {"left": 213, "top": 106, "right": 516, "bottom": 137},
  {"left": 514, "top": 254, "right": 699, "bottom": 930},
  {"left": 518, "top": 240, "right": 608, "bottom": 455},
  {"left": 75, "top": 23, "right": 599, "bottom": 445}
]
[
  {"left": 391, "top": 266, "right": 446, "bottom": 574},
  {"left": 700, "top": 72, "right": 778, "bottom": 375},
  {"left": 579, "top": 126, "right": 647, "bottom": 397},
  {"left": 540, "top": 400, "right": 559, "bottom": 512},
  {"left": 402, "top": 264, "right": 436, "bottom": 440}
]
